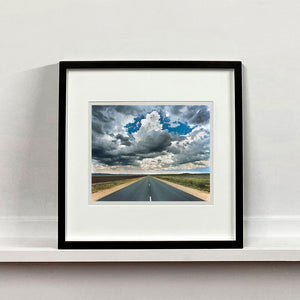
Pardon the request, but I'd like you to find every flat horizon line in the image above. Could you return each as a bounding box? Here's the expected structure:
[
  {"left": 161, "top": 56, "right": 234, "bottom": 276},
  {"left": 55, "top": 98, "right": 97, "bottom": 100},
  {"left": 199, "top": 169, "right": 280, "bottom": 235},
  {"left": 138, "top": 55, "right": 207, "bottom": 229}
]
[{"left": 92, "top": 173, "right": 210, "bottom": 175}]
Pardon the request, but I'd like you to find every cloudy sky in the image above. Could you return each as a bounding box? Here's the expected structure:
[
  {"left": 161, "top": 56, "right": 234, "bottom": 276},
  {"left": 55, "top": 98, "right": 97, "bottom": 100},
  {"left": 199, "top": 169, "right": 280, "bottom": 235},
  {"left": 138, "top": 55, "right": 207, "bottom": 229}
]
[{"left": 92, "top": 105, "right": 210, "bottom": 174}]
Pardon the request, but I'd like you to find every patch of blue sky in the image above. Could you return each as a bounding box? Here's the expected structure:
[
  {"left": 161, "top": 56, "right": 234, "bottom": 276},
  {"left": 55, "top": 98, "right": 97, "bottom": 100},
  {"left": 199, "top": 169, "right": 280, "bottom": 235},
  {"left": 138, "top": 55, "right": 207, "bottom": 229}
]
[
  {"left": 158, "top": 110, "right": 196, "bottom": 135},
  {"left": 92, "top": 159, "right": 103, "bottom": 165},
  {"left": 158, "top": 110, "right": 171, "bottom": 125},
  {"left": 125, "top": 109, "right": 196, "bottom": 136},
  {"left": 163, "top": 121, "right": 196, "bottom": 135},
  {"left": 172, "top": 167, "right": 210, "bottom": 174},
  {"left": 186, "top": 167, "right": 210, "bottom": 174},
  {"left": 124, "top": 114, "right": 145, "bottom": 135}
]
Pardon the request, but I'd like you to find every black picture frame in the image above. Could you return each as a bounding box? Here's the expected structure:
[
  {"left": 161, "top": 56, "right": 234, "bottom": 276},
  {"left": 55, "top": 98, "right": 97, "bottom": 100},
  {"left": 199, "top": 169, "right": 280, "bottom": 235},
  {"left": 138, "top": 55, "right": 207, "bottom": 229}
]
[{"left": 58, "top": 61, "right": 243, "bottom": 250}]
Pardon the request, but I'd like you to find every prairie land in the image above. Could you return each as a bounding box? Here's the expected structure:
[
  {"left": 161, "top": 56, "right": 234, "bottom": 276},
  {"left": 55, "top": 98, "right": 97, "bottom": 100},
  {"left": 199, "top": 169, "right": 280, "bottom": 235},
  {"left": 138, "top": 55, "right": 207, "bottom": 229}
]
[
  {"left": 153, "top": 174, "right": 210, "bottom": 193},
  {"left": 92, "top": 174, "right": 145, "bottom": 193}
]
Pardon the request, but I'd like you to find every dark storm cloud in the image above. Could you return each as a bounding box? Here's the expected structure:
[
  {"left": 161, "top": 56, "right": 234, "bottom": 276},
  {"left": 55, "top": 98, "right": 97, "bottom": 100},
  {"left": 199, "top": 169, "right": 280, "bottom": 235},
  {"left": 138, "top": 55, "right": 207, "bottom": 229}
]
[
  {"left": 92, "top": 105, "right": 162, "bottom": 135},
  {"left": 186, "top": 106, "right": 210, "bottom": 124},
  {"left": 169, "top": 105, "right": 185, "bottom": 115},
  {"left": 171, "top": 133, "right": 210, "bottom": 166},
  {"left": 92, "top": 104, "right": 210, "bottom": 171},
  {"left": 173, "top": 148, "right": 210, "bottom": 165},
  {"left": 92, "top": 109, "right": 115, "bottom": 123},
  {"left": 133, "top": 130, "right": 172, "bottom": 154},
  {"left": 92, "top": 119, "right": 105, "bottom": 135},
  {"left": 114, "top": 105, "right": 144, "bottom": 114},
  {"left": 92, "top": 147, "right": 139, "bottom": 166},
  {"left": 113, "top": 131, "right": 172, "bottom": 165},
  {"left": 168, "top": 145, "right": 181, "bottom": 154},
  {"left": 94, "top": 105, "right": 158, "bottom": 116},
  {"left": 167, "top": 105, "right": 210, "bottom": 125},
  {"left": 92, "top": 108, "right": 115, "bottom": 135},
  {"left": 92, "top": 130, "right": 172, "bottom": 166},
  {"left": 115, "top": 134, "right": 132, "bottom": 146}
]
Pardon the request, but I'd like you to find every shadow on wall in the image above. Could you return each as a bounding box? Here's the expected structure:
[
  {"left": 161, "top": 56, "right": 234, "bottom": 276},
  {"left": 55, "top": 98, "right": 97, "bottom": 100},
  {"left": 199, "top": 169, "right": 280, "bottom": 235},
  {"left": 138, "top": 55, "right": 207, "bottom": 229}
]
[{"left": 0, "top": 64, "right": 58, "bottom": 217}]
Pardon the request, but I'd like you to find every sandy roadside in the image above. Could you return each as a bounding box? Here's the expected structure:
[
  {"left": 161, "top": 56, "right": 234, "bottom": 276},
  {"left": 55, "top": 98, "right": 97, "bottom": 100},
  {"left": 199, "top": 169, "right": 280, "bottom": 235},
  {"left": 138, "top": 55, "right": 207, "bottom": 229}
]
[
  {"left": 92, "top": 177, "right": 146, "bottom": 201},
  {"left": 153, "top": 177, "right": 210, "bottom": 201}
]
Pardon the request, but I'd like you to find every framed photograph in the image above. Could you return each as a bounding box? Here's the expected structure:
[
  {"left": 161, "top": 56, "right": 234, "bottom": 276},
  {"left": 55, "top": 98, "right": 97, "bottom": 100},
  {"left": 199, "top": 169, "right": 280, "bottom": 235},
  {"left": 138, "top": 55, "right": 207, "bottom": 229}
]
[{"left": 58, "top": 61, "right": 243, "bottom": 249}]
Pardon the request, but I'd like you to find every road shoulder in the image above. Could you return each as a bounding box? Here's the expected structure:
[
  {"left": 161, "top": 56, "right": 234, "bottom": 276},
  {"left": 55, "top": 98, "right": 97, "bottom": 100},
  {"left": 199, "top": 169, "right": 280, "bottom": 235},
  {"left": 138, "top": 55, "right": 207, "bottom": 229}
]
[
  {"left": 92, "top": 177, "right": 146, "bottom": 201},
  {"left": 153, "top": 177, "right": 210, "bottom": 201}
]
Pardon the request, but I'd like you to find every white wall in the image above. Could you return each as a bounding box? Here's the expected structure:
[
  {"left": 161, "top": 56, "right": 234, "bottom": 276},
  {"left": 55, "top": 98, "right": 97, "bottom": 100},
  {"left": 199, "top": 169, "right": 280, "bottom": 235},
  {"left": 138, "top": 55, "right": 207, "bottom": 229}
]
[
  {"left": 0, "top": 0, "right": 300, "bottom": 298},
  {"left": 1, "top": 0, "right": 300, "bottom": 219}
]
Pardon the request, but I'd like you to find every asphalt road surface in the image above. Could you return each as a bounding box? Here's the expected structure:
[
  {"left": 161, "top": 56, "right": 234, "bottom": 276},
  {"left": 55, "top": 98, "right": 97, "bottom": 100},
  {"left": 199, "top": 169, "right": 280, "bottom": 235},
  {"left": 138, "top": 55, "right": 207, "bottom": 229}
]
[{"left": 97, "top": 176, "right": 205, "bottom": 202}]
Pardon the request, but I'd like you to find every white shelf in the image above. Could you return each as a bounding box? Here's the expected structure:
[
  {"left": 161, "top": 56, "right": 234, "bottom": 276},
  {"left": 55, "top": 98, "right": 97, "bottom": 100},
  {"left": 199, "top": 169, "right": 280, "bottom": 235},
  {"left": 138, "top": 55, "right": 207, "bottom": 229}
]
[
  {"left": 0, "top": 217, "right": 299, "bottom": 262},
  {"left": 0, "top": 237, "right": 300, "bottom": 262}
]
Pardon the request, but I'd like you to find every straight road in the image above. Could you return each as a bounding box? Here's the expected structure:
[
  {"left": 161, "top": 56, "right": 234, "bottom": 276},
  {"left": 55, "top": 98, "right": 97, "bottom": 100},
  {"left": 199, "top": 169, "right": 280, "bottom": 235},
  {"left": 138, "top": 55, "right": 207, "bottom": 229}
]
[{"left": 97, "top": 176, "right": 204, "bottom": 202}]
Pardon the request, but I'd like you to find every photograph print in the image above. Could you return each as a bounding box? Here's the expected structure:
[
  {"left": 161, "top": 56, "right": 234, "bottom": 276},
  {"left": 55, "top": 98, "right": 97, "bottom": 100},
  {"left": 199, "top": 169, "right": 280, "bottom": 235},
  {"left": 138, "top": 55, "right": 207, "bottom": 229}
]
[{"left": 91, "top": 104, "right": 211, "bottom": 203}]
